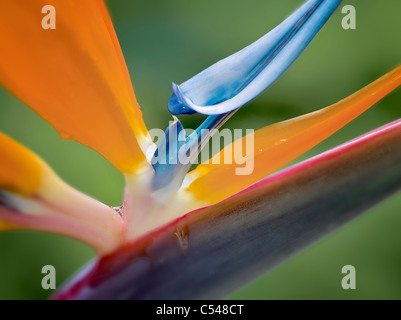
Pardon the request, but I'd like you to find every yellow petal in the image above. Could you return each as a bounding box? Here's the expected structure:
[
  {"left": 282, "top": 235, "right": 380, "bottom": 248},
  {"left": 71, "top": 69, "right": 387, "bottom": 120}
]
[
  {"left": 0, "top": 220, "right": 17, "bottom": 231},
  {"left": 0, "top": 133, "right": 42, "bottom": 196},
  {"left": 186, "top": 65, "right": 401, "bottom": 204},
  {"left": 0, "top": 133, "right": 125, "bottom": 253},
  {"left": 0, "top": 0, "right": 149, "bottom": 173}
]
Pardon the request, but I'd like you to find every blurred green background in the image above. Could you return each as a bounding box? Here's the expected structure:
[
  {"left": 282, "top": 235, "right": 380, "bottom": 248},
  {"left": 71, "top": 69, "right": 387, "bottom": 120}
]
[{"left": 0, "top": 0, "right": 400, "bottom": 299}]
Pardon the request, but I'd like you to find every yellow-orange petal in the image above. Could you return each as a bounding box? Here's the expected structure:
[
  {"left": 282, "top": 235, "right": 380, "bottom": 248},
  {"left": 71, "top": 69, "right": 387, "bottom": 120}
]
[
  {"left": 0, "top": 220, "right": 17, "bottom": 231},
  {"left": 0, "top": 133, "right": 125, "bottom": 253},
  {"left": 186, "top": 65, "right": 401, "bottom": 204},
  {"left": 0, "top": 0, "right": 149, "bottom": 173},
  {"left": 0, "top": 133, "right": 42, "bottom": 196}
]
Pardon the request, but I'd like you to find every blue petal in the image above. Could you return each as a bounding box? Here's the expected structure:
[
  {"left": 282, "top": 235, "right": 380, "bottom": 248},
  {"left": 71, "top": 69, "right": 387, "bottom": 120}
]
[
  {"left": 168, "top": 0, "right": 342, "bottom": 115},
  {"left": 151, "top": 112, "right": 235, "bottom": 192},
  {"left": 152, "top": 118, "right": 186, "bottom": 190}
]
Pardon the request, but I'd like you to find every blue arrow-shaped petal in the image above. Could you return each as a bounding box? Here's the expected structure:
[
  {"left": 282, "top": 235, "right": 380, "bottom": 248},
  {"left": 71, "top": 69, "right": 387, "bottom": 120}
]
[{"left": 168, "top": 0, "right": 342, "bottom": 115}]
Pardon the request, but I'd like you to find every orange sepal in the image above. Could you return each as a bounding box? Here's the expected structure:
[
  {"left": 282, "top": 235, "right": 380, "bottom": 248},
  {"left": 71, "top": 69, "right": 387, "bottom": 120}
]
[
  {"left": 186, "top": 66, "right": 401, "bottom": 203},
  {"left": 0, "top": 0, "right": 149, "bottom": 173},
  {"left": 0, "top": 133, "right": 42, "bottom": 196}
]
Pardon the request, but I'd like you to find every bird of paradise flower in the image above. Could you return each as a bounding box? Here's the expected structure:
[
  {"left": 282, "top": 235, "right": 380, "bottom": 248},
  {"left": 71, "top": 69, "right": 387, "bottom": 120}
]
[{"left": 0, "top": 0, "right": 400, "bottom": 299}]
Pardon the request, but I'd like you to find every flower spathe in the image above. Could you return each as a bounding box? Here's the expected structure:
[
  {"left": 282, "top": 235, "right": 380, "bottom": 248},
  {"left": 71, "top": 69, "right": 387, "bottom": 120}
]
[{"left": 53, "top": 116, "right": 401, "bottom": 300}]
